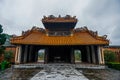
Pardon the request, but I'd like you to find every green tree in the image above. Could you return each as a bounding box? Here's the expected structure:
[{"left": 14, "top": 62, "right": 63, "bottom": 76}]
[
  {"left": 104, "top": 50, "right": 116, "bottom": 63},
  {"left": 0, "top": 24, "right": 3, "bottom": 33},
  {"left": 0, "top": 24, "right": 6, "bottom": 45},
  {"left": 0, "top": 24, "right": 7, "bottom": 55},
  {"left": 38, "top": 52, "right": 44, "bottom": 60},
  {"left": 4, "top": 50, "right": 13, "bottom": 62},
  {"left": 0, "top": 46, "right": 5, "bottom": 55},
  {"left": 75, "top": 50, "right": 81, "bottom": 61}
]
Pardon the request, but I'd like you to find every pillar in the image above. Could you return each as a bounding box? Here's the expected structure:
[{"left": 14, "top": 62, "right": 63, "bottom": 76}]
[
  {"left": 44, "top": 48, "right": 48, "bottom": 64},
  {"left": 97, "top": 46, "right": 102, "bottom": 64},
  {"left": 91, "top": 45, "right": 96, "bottom": 64},
  {"left": 28, "top": 45, "right": 33, "bottom": 62},
  {"left": 101, "top": 48, "right": 105, "bottom": 64},
  {"left": 86, "top": 46, "right": 91, "bottom": 63},
  {"left": 35, "top": 49, "right": 38, "bottom": 62},
  {"left": 71, "top": 48, "right": 75, "bottom": 64},
  {"left": 15, "top": 46, "right": 19, "bottom": 63},
  {"left": 23, "top": 45, "right": 28, "bottom": 63},
  {"left": 15, "top": 45, "right": 22, "bottom": 64}
]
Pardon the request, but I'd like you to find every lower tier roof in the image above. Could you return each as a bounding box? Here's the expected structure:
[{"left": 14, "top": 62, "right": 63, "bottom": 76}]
[{"left": 10, "top": 27, "right": 109, "bottom": 45}]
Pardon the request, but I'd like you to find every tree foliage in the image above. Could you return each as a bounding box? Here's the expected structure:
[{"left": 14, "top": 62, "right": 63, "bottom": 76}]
[
  {"left": 0, "top": 33, "right": 7, "bottom": 45},
  {"left": 74, "top": 50, "right": 81, "bottom": 61},
  {"left": 0, "top": 24, "right": 7, "bottom": 45},
  {"left": 38, "top": 51, "right": 44, "bottom": 60},
  {"left": 0, "top": 24, "right": 7, "bottom": 55},
  {"left": 0, "top": 24, "right": 3, "bottom": 33},
  {"left": 104, "top": 50, "right": 116, "bottom": 63},
  {"left": 4, "top": 50, "right": 13, "bottom": 61},
  {"left": 0, "top": 46, "right": 5, "bottom": 55}
]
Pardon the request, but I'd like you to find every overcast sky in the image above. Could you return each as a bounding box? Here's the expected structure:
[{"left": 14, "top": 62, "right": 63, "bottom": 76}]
[{"left": 0, "top": 0, "right": 120, "bottom": 45}]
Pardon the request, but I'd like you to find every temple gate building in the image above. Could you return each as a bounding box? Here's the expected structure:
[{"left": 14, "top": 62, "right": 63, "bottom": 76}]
[{"left": 10, "top": 15, "right": 109, "bottom": 64}]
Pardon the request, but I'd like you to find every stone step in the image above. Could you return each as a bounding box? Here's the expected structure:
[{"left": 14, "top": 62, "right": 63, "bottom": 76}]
[{"left": 13, "top": 63, "right": 106, "bottom": 69}]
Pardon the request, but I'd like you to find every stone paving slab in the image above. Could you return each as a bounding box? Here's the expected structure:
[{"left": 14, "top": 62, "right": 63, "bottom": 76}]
[{"left": 30, "top": 64, "right": 89, "bottom": 80}]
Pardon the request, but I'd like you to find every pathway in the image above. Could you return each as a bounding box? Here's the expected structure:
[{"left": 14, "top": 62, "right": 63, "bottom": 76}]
[{"left": 30, "top": 64, "right": 89, "bottom": 80}]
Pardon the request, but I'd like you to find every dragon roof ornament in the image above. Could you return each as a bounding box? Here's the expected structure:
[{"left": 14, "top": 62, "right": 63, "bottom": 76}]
[{"left": 42, "top": 15, "right": 77, "bottom": 23}]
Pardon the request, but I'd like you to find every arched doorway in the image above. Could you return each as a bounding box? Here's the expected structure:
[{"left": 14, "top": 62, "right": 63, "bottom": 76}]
[
  {"left": 37, "top": 49, "right": 45, "bottom": 63},
  {"left": 47, "top": 46, "right": 71, "bottom": 63},
  {"left": 74, "top": 50, "right": 81, "bottom": 63}
]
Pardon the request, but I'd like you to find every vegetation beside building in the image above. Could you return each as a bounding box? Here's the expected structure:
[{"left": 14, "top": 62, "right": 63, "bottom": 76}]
[
  {"left": 104, "top": 50, "right": 116, "bottom": 63},
  {"left": 106, "top": 62, "right": 120, "bottom": 70},
  {"left": 104, "top": 50, "right": 120, "bottom": 70},
  {"left": 0, "top": 24, "right": 12, "bottom": 71}
]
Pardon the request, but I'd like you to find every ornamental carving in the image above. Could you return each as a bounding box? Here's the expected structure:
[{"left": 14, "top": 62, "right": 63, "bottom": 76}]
[
  {"left": 74, "top": 26, "right": 88, "bottom": 32},
  {"left": 42, "top": 15, "right": 77, "bottom": 22},
  {"left": 22, "top": 26, "right": 45, "bottom": 37},
  {"left": 74, "top": 26, "right": 108, "bottom": 41}
]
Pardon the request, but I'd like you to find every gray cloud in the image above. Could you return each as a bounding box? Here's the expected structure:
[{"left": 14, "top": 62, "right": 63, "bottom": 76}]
[{"left": 0, "top": 0, "right": 120, "bottom": 45}]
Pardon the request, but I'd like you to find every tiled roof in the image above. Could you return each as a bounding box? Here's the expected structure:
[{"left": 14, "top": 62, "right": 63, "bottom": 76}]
[{"left": 10, "top": 27, "right": 109, "bottom": 45}]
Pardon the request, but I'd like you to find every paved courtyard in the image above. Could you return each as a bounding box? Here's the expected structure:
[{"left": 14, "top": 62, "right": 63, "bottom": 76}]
[
  {"left": 0, "top": 63, "right": 120, "bottom": 80},
  {"left": 30, "top": 64, "right": 89, "bottom": 80}
]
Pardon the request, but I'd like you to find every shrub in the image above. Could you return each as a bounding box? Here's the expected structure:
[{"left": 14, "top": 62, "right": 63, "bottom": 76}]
[
  {"left": 4, "top": 50, "right": 13, "bottom": 62},
  {"left": 1, "top": 60, "right": 10, "bottom": 70},
  {"left": 0, "top": 46, "right": 5, "bottom": 55},
  {"left": 106, "top": 62, "right": 120, "bottom": 70},
  {"left": 104, "top": 50, "right": 116, "bottom": 63}
]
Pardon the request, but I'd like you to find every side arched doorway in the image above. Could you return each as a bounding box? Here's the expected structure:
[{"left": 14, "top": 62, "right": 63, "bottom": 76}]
[
  {"left": 74, "top": 50, "right": 81, "bottom": 63},
  {"left": 37, "top": 49, "right": 45, "bottom": 63}
]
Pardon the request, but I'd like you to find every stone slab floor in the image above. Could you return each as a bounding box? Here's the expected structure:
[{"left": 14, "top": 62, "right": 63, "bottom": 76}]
[
  {"left": 30, "top": 64, "right": 89, "bottom": 80},
  {"left": 0, "top": 64, "right": 120, "bottom": 80}
]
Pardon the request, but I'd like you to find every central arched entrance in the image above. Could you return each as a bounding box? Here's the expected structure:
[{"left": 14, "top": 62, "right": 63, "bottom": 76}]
[{"left": 47, "top": 46, "right": 71, "bottom": 63}]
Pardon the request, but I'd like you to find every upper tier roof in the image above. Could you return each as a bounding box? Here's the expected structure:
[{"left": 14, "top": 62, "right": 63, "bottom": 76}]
[
  {"left": 42, "top": 15, "right": 77, "bottom": 23},
  {"left": 10, "top": 27, "right": 109, "bottom": 45},
  {"left": 42, "top": 15, "right": 77, "bottom": 31}
]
